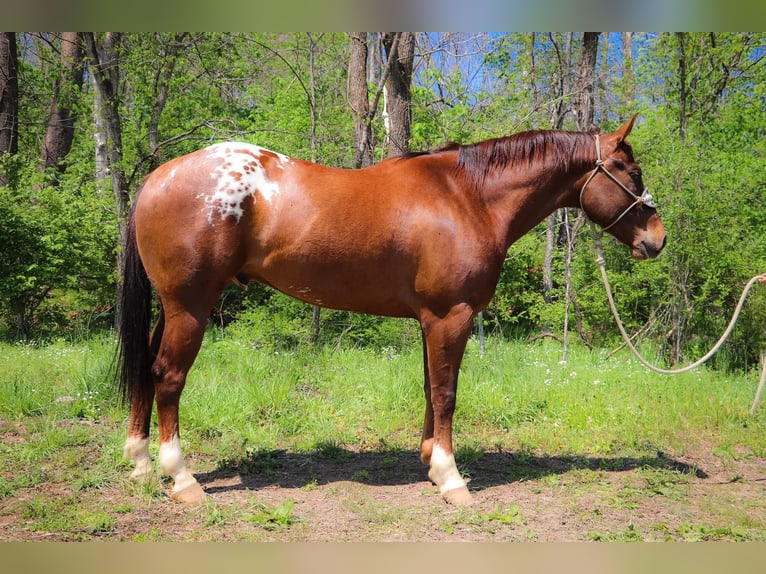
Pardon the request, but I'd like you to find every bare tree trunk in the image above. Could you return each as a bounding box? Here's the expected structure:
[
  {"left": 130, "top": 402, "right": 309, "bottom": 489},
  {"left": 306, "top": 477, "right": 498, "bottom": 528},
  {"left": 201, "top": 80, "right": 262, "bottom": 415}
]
[
  {"left": 676, "top": 32, "right": 688, "bottom": 142},
  {"left": 542, "top": 32, "right": 599, "bottom": 349},
  {"left": 541, "top": 33, "right": 572, "bottom": 317},
  {"left": 146, "top": 33, "right": 188, "bottom": 172},
  {"left": 83, "top": 32, "right": 129, "bottom": 326},
  {"left": 563, "top": 32, "right": 600, "bottom": 352},
  {"left": 348, "top": 33, "right": 373, "bottom": 168},
  {"left": 528, "top": 33, "right": 538, "bottom": 103},
  {"left": 349, "top": 32, "right": 402, "bottom": 168},
  {"left": 575, "top": 32, "right": 600, "bottom": 130},
  {"left": 382, "top": 32, "right": 414, "bottom": 156},
  {"left": 0, "top": 32, "right": 19, "bottom": 187},
  {"left": 307, "top": 32, "right": 324, "bottom": 343},
  {"left": 669, "top": 32, "right": 690, "bottom": 364},
  {"left": 40, "top": 32, "right": 84, "bottom": 181},
  {"left": 93, "top": 77, "right": 109, "bottom": 187},
  {"left": 621, "top": 32, "right": 635, "bottom": 110}
]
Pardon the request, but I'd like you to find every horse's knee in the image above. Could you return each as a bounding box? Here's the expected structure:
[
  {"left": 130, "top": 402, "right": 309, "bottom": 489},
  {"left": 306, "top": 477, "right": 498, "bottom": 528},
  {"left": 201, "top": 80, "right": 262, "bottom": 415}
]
[{"left": 431, "top": 388, "right": 456, "bottom": 416}]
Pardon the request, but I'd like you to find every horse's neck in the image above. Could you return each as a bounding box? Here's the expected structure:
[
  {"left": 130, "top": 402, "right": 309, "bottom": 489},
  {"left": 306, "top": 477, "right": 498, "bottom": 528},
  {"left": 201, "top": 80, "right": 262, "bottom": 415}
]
[{"left": 484, "top": 165, "right": 583, "bottom": 251}]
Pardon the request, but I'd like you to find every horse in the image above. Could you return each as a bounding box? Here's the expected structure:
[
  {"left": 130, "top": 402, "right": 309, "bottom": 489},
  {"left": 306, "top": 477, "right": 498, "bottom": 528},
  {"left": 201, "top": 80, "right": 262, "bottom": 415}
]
[{"left": 117, "top": 115, "right": 666, "bottom": 506}]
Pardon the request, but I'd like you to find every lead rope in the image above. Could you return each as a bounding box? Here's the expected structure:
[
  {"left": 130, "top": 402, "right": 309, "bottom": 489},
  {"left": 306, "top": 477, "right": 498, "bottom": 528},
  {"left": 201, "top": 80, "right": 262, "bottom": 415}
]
[{"left": 591, "top": 225, "right": 766, "bottom": 414}]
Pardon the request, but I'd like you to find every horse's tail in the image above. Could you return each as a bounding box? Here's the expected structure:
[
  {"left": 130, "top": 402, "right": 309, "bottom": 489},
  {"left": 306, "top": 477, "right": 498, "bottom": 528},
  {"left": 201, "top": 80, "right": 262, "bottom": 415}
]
[{"left": 116, "top": 202, "right": 155, "bottom": 405}]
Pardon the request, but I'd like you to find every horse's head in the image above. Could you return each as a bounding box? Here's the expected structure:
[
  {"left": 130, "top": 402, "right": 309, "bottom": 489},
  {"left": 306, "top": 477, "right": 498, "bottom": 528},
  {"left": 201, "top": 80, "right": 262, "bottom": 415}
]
[{"left": 577, "top": 116, "right": 666, "bottom": 260}]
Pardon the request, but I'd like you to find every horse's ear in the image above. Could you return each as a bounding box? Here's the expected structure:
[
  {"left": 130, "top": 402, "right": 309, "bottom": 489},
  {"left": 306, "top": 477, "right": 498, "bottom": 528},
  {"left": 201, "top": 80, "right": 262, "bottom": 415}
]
[{"left": 613, "top": 114, "right": 638, "bottom": 143}]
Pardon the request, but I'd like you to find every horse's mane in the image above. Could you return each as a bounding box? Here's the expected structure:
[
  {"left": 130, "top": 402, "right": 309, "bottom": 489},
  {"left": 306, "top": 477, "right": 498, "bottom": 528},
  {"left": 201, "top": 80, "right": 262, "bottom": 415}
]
[
  {"left": 399, "top": 130, "right": 598, "bottom": 190},
  {"left": 457, "top": 130, "right": 599, "bottom": 189}
]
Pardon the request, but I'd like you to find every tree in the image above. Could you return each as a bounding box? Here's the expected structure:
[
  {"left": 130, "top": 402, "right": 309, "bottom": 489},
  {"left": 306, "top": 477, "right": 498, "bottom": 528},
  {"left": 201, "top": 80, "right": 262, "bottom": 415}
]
[
  {"left": 540, "top": 33, "right": 573, "bottom": 325},
  {"left": 619, "top": 32, "right": 635, "bottom": 113},
  {"left": 382, "top": 32, "right": 415, "bottom": 156},
  {"left": 307, "top": 32, "right": 324, "bottom": 342},
  {"left": 643, "top": 32, "right": 766, "bottom": 366},
  {"left": 40, "top": 32, "right": 84, "bottom": 181},
  {"left": 348, "top": 32, "right": 373, "bottom": 168},
  {"left": 0, "top": 32, "right": 19, "bottom": 187},
  {"left": 0, "top": 31, "right": 762, "bottom": 367},
  {"left": 83, "top": 32, "right": 129, "bottom": 325},
  {"left": 145, "top": 33, "right": 189, "bottom": 172},
  {"left": 574, "top": 32, "right": 599, "bottom": 130}
]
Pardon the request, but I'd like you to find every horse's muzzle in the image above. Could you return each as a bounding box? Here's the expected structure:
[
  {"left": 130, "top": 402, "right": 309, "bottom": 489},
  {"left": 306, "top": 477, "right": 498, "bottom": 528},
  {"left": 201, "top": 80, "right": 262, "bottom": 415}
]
[{"left": 633, "top": 234, "right": 666, "bottom": 260}]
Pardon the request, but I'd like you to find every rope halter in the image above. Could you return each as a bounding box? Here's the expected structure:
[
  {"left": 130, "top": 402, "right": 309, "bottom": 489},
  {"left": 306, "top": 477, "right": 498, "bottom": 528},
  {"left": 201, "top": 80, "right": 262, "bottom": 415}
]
[{"left": 579, "top": 134, "right": 656, "bottom": 232}]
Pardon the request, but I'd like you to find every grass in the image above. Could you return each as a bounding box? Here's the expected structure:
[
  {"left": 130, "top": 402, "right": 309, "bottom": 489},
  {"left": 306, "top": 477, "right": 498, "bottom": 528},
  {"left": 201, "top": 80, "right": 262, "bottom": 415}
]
[
  {"left": 183, "top": 333, "right": 766, "bottom": 463},
  {"left": 1, "top": 330, "right": 765, "bottom": 540}
]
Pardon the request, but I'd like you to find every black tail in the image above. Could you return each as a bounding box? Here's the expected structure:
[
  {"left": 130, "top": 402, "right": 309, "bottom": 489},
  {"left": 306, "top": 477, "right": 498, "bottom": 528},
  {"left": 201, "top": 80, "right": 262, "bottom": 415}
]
[{"left": 116, "top": 204, "right": 155, "bottom": 405}]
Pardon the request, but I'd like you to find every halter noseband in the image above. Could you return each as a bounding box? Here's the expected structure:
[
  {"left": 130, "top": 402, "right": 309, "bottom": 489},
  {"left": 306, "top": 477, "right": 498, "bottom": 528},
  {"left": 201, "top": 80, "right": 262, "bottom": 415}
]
[{"left": 579, "top": 134, "right": 656, "bottom": 232}]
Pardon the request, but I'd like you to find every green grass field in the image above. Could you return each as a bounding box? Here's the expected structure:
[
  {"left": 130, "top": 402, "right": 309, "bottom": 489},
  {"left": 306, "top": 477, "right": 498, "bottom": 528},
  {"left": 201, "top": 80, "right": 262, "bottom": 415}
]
[{"left": 1, "top": 329, "right": 765, "bottom": 540}]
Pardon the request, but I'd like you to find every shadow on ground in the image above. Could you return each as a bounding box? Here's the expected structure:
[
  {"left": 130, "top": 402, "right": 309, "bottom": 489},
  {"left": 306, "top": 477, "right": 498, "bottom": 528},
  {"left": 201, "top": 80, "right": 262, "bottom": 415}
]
[{"left": 197, "top": 445, "right": 708, "bottom": 495}]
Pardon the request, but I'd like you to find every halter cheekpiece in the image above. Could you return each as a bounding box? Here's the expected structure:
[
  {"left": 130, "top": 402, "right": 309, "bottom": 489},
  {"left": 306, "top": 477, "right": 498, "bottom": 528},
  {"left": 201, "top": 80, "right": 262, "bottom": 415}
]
[{"left": 579, "top": 134, "right": 655, "bottom": 232}]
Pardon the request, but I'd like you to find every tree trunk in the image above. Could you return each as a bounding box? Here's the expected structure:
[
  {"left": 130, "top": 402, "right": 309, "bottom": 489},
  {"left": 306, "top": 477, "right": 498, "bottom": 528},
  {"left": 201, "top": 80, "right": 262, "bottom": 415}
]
[
  {"left": 570, "top": 32, "right": 600, "bottom": 348},
  {"left": 575, "top": 32, "right": 600, "bottom": 130},
  {"left": 40, "top": 32, "right": 84, "bottom": 180},
  {"left": 0, "top": 32, "right": 19, "bottom": 187},
  {"left": 348, "top": 33, "right": 373, "bottom": 168},
  {"left": 146, "top": 33, "right": 188, "bottom": 172},
  {"left": 93, "top": 76, "right": 109, "bottom": 186},
  {"left": 83, "top": 32, "right": 129, "bottom": 326},
  {"left": 542, "top": 32, "right": 599, "bottom": 347},
  {"left": 621, "top": 32, "right": 635, "bottom": 111},
  {"left": 676, "top": 32, "right": 688, "bottom": 142},
  {"left": 541, "top": 33, "right": 572, "bottom": 314},
  {"left": 307, "top": 33, "right": 324, "bottom": 343},
  {"left": 382, "top": 32, "right": 414, "bottom": 156}
]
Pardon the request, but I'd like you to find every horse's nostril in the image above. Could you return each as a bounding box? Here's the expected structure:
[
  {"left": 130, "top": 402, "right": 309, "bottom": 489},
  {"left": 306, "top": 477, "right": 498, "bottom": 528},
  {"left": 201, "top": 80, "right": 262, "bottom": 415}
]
[{"left": 639, "top": 237, "right": 665, "bottom": 259}]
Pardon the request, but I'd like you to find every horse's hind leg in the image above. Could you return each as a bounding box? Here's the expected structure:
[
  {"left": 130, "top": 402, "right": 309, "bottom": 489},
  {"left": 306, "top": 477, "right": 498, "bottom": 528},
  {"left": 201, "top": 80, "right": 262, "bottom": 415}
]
[
  {"left": 124, "top": 310, "right": 164, "bottom": 482},
  {"left": 152, "top": 304, "right": 210, "bottom": 503}
]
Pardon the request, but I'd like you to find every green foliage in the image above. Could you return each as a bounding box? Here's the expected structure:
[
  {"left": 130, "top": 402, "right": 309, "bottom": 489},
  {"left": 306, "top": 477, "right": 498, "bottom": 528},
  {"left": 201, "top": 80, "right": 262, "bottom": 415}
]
[
  {"left": 224, "top": 289, "right": 420, "bottom": 352},
  {"left": 1, "top": 32, "right": 764, "bottom": 373},
  {"left": 0, "top": 166, "right": 116, "bottom": 340},
  {"left": 488, "top": 233, "right": 547, "bottom": 336}
]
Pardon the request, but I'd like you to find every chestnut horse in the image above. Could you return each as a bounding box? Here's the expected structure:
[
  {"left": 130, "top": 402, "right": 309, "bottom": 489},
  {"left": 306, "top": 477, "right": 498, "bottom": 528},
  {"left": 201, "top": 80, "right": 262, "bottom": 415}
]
[{"left": 117, "top": 116, "right": 665, "bottom": 506}]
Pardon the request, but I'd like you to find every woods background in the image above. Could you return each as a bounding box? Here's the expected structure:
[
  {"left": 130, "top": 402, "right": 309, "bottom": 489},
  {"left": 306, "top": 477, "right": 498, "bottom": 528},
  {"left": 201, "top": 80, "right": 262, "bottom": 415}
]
[{"left": 0, "top": 32, "right": 764, "bottom": 369}]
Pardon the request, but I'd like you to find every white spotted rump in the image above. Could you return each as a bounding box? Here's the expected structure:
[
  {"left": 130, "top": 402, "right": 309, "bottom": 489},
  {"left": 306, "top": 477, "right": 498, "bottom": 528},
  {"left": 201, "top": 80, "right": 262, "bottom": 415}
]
[{"left": 198, "top": 142, "right": 290, "bottom": 223}]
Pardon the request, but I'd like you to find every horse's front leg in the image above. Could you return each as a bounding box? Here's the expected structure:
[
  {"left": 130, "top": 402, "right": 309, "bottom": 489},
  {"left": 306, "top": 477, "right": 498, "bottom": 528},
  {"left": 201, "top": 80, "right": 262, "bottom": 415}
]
[
  {"left": 419, "top": 330, "right": 435, "bottom": 465},
  {"left": 420, "top": 306, "right": 475, "bottom": 506}
]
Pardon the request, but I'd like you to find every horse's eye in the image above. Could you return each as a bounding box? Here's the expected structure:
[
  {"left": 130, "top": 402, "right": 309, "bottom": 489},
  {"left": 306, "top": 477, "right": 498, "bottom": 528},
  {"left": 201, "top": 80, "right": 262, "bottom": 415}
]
[{"left": 630, "top": 172, "right": 642, "bottom": 182}]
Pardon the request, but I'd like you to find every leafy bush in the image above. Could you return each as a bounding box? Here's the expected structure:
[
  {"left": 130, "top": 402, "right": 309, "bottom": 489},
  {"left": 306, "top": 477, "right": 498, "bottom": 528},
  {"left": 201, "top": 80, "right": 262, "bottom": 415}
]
[{"left": 0, "top": 171, "right": 116, "bottom": 340}]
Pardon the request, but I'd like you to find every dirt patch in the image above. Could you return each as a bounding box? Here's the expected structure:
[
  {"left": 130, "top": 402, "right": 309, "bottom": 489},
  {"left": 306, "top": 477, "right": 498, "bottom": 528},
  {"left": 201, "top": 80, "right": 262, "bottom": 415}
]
[{"left": 3, "top": 443, "right": 764, "bottom": 541}]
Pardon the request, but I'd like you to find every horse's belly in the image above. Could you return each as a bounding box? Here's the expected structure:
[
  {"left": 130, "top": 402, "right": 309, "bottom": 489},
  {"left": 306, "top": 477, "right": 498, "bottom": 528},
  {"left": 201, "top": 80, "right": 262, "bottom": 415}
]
[{"left": 245, "top": 257, "right": 415, "bottom": 318}]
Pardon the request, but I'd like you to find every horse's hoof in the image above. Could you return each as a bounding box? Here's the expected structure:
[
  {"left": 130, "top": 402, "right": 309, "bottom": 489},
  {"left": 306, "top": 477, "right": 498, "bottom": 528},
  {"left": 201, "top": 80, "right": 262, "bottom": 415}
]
[
  {"left": 171, "top": 482, "right": 207, "bottom": 504},
  {"left": 442, "top": 485, "right": 474, "bottom": 506}
]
